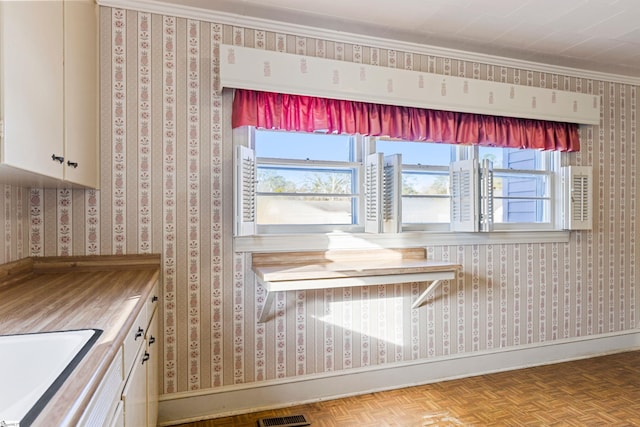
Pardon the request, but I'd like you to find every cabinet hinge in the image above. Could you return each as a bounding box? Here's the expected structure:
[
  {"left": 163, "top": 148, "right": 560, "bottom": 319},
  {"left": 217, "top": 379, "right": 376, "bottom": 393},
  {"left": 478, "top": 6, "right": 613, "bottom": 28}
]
[{"left": 0, "top": 120, "right": 4, "bottom": 139}]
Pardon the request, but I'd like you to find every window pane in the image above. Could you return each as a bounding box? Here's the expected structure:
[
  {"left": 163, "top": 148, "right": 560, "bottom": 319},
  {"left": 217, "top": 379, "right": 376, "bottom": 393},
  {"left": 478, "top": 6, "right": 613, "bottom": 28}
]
[
  {"left": 401, "top": 171, "right": 450, "bottom": 223},
  {"left": 479, "top": 146, "right": 547, "bottom": 171},
  {"left": 254, "top": 129, "right": 358, "bottom": 228},
  {"left": 402, "top": 197, "right": 450, "bottom": 223},
  {"left": 377, "top": 140, "right": 454, "bottom": 166},
  {"left": 402, "top": 171, "right": 449, "bottom": 196},
  {"left": 493, "top": 173, "right": 550, "bottom": 223},
  {"left": 493, "top": 199, "right": 550, "bottom": 223},
  {"left": 399, "top": 163, "right": 451, "bottom": 225},
  {"left": 257, "top": 195, "right": 354, "bottom": 225},
  {"left": 493, "top": 173, "right": 548, "bottom": 198},
  {"left": 258, "top": 167, "right": 354, "bottom": 194},
  {"left": 255, "top": 130, "right": 353, "bottom": 161},
  {"left": 374, "top": 141, "right": 453, "bottom": 227}
]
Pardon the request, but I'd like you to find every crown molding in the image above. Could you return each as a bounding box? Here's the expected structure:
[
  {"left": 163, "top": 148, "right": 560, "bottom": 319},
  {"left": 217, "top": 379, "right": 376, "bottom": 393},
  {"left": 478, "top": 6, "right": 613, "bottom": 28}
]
[{"left": 97, "top": 0, "right": 640, "bottom": 86}]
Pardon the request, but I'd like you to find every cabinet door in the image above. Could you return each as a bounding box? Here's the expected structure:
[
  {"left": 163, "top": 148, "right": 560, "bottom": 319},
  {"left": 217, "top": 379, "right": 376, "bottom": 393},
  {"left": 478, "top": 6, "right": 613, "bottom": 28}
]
[
  {"left": 122, "top": 347, "right": 147, "bottom": 427},
  {"left": 0, "top": 1, "right": 64, "bottom": 179},
  {"left": 146, "top": 310, "right": 159, "bottom": 427},
  {"left": 63, "top": 0, "right": 98, "bottom": 188}
]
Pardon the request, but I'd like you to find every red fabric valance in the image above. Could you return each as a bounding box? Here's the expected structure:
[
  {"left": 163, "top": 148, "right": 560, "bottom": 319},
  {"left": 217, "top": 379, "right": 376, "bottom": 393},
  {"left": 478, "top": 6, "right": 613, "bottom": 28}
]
[{"left": 232, "top": 89, "right": 580, "bottom": 152}]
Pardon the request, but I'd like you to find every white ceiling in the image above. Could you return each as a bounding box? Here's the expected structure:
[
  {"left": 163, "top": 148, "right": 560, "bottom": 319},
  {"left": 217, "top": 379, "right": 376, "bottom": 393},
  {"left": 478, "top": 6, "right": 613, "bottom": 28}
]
[{"left": 159, "top": 0, "right": 640, "bottom": 78}]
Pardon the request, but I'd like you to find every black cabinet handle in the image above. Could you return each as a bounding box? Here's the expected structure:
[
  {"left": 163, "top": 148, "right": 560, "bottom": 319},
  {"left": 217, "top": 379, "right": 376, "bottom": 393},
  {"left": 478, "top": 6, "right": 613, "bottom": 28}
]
[
  {"left": 142, "top": 351, "right": 150, "bottom": 364},
  {"left": 135, "top": 326, "right": 144, "bottom": 340},
  {"left": 51, "top": 154, "right": 64, "bottom": 163},
  {"left": 152, "top": 295, "right": 158, "bottom": 303},
  {"left": 67, "top": 161, "right": 78, "bottom": 168},
  {"left": 149, "top": 335, "right": 156, "bottom": 345}
]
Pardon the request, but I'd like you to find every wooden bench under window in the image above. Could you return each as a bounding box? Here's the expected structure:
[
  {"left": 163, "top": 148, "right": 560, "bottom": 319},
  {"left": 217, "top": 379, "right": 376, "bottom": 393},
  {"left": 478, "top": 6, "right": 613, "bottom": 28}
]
[{"left": 252, "top": 248, "right": 461, "bottom": 323}]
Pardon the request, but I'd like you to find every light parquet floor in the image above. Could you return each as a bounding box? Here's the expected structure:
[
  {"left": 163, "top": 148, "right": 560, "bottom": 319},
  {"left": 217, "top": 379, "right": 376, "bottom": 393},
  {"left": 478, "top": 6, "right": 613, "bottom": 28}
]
[{"left": 175, "top": 350, "right": 640, "bottom": 427}]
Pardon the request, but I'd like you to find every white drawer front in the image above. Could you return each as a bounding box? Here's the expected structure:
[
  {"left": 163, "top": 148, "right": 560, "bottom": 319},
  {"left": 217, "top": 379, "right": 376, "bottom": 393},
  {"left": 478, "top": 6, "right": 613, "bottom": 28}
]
[{"left": 145, "top": 281, "right": 160, "bottom": 329}]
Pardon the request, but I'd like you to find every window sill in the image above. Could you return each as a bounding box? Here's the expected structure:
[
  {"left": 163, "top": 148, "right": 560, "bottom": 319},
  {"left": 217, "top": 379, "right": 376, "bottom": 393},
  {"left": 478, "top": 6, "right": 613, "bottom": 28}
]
[{"left": 234, "top": 230, "right": 571, "bottom": 253}]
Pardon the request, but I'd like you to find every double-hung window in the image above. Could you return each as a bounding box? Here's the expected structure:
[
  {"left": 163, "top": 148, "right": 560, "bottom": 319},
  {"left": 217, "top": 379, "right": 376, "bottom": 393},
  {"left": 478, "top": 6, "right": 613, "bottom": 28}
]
[
  {"left": 478, "top": 146, "right": 556, "bottom": 231},
  {"left": 374, "top": 139, "right": 457, "bottom": 232},
  {"left": 237, "top": 128, "right": 362, "bottom": 234}
]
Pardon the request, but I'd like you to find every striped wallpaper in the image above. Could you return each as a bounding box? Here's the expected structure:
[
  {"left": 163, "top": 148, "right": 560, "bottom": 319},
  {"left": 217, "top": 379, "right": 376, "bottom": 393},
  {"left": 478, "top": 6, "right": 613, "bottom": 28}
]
[{"left": 1, "top": 7, "right": 636, "bottom": 398}]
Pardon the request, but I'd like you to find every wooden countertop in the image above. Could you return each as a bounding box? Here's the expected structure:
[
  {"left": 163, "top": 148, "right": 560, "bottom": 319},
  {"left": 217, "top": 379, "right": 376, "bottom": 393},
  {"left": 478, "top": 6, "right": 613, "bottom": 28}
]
[{"left": 0, "top": 254, "right": 161, "bottom": 427}]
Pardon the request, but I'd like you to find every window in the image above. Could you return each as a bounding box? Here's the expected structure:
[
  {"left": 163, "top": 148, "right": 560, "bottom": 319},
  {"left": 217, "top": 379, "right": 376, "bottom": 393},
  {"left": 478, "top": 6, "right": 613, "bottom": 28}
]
[
  {"left": 242, "top": 128, "right": 362, "bottom": 234},
  {"left": 374, "top": 140, "right": 558, "bottom": 232},
  {"left": 235, "top": 127, "right": 580, "bottom": 236},
  {"left": 479, "top": 146, "right": 556, "bottom": 230},
  {"left": 375, "top": 140, "right": 457, "bottom": 231}
]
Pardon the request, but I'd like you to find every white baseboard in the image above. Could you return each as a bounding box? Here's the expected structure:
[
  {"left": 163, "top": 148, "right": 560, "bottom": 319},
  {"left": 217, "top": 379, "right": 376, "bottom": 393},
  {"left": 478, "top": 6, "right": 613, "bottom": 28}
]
[{"left": 158, "top": 330, "right": 640, "bottom": 426}]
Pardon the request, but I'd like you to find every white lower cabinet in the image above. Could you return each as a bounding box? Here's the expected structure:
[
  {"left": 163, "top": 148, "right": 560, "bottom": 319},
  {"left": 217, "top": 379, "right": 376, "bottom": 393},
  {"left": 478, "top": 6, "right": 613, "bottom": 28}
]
[
  {"left": 108, "top": 402, "right": 124, "bottom": 427},
  {"left": 146, "top": 308, "right": 160, "bottom": 427},
  {"left": 122, "top": 282, "right": 159, "bottom": 426},
  {"left": 80, "top": 281, "right": 160, "bottom": 426},
  {"left": 123, "top": 302, "right": 159, "bottom": 427},
  {"left": 122, "top": 345, "right": 148, "bottom": 427},
  {"left": 78, "top": 347, "right": 124, "bottom": 427}
]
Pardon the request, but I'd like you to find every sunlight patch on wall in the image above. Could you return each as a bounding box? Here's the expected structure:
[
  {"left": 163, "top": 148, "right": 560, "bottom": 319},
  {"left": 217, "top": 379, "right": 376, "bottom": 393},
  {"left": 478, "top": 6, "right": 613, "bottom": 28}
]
[{"left": 313, "top": 296, "right": 406, "bottom": 347}]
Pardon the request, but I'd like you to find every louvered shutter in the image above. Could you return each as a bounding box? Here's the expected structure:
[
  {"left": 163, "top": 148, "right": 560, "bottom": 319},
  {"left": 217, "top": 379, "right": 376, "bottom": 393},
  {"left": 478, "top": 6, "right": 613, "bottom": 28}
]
[
  {"left": 479, "top": 159, "right": 494, "bottom": 232},
  {"left": 235, "top": 145, "right": 257, "bottom": 236},
  {"left": 450, "top": 159, "right": 479, "bottom": 232},
  {"left": 364, "top": 152, "right": 383, "bottom": 233},
  {"left": 382, "top": 154, "right": 402, "bottom": 233},
  {"left": 562, "top": 166, "right": 592, "bottom": 230}
]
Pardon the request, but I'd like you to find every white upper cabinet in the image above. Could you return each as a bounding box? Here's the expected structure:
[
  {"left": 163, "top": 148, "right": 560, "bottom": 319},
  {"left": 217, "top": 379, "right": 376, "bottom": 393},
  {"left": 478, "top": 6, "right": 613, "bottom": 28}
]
[
  {"left": 0, "top": 0, "right": 99, "bottom": 189},
  {"left": 63, "top": 0, "right": 99, "bottom": 188}
]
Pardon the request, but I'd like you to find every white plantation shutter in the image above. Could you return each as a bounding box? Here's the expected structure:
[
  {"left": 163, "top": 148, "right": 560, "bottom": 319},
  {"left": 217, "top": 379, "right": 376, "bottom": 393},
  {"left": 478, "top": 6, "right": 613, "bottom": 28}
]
[
  {"left": 479, "top": 159, "right": 494, "bottom": 232},
  {"left": 382, "top": 154, "right": 402, "bottom": 233},
  {"left": 364, "top": 152, "right": 383, "bottom": 233},
  {"left": 562, "top": 165, "right": 592, "bottom": 230},
  {"left": 235, "top": 145, "right": 257, "bottom": 236},
  {"left": 450, "top": 159, "right": 479, "bottom": 232}
]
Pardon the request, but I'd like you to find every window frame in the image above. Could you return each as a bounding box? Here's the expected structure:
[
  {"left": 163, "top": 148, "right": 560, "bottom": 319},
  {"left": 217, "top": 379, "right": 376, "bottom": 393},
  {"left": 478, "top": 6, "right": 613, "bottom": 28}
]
[
  {"left": 475, "top": 145, "right": 560, "bottom": 232},
  {"left": 372, "top": 138, "right": 461, "bottom": 232},
  {"left": 251, "top": 128, "right": 367, "bottom": 234}
]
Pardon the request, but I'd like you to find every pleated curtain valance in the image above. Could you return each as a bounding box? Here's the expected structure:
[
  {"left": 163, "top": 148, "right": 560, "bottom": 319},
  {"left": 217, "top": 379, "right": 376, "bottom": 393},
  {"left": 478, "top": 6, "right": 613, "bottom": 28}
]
[{"left": 232, "top": 89, "right": 581, "bottom": 152}]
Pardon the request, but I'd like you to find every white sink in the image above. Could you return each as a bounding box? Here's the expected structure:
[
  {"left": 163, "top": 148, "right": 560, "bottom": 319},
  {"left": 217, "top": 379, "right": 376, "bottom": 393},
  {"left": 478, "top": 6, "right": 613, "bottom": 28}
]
[{"left": 0, "top": 329, "right": 102, "bottom": 427}]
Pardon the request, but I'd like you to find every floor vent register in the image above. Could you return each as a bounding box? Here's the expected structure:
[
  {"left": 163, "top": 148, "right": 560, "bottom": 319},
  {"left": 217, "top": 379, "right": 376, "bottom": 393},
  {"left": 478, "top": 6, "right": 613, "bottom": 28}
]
[{"left": 257, "top": 414, "right": 310, "bottom": 427}]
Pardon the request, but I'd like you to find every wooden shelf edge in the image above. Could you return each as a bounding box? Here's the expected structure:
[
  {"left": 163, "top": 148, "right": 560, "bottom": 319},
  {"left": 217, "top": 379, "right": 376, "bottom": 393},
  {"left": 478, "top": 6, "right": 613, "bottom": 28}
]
[{"left": 32, "top": 254, "right": 162, "bottom": 273}]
